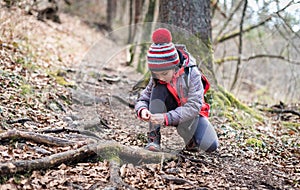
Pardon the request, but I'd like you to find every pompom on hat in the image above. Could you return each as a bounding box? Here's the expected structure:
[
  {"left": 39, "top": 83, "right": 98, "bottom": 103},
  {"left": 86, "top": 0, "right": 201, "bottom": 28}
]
[{"left": 147, "top": 28, "right": 179, "bottom": 71}]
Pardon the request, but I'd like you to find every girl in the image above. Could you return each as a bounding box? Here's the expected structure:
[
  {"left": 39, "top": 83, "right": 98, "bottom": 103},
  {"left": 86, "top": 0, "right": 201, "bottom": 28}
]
[{"left": 135, "top": 28, "right": 218, "bottom": 152}]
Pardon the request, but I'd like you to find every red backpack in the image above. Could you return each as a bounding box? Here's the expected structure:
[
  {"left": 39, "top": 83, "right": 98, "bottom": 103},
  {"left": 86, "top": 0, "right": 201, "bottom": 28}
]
[{"left": 177, "top": 45, "right": 211, "bottom": 117}]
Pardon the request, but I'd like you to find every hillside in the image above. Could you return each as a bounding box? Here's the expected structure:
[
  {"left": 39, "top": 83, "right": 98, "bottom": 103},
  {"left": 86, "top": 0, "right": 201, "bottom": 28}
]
[{"left": 0, "top": 6, "right": 299, "bottom": 190}]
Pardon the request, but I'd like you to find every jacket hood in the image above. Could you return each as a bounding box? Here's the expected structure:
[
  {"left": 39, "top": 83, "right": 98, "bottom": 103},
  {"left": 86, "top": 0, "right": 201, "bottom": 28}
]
[{"left": 175, "top": 44, "right": 197, "bottom": 68}]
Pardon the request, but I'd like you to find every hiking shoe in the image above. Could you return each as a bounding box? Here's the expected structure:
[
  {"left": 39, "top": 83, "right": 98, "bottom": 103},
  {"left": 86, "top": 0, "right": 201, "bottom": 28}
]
[
  {"left": 145, "top": 130, "right": 161, "bottom": 152},
  {"left": 185, "top": 137, "right": 199, "bottom": 152}
]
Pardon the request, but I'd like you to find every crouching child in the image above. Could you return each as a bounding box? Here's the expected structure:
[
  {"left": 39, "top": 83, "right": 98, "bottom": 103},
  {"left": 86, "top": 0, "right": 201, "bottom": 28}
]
[{"left": 135, "top": 28, "right": 218, "bottom": 152}]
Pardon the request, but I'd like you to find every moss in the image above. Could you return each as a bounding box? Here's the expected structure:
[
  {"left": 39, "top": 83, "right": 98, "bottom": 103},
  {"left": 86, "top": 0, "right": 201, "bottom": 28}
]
[
  {"left": 98, "top": 146, "right": 121, "bottom": 164},
  {"left": 214, "top": 56, "right": 238, "bottom": 65},
  {"left": 245, "top": 137, "right": 264, "bottom": 148},
  {"left": 281, "top": 121, "right": 300, "bottom": 132},
  {"left": 55, "top": 76, "right": 75, "bottom": 87},
  {"left": 20, "top": 84, "right": 33, "bottom": 95},
  {"left": 218, "top": 85, "right": 264, "bottom": 122},
  {"left": 15, "top": 55, "right": 39, "bottom": 71},
  {"left": 0, "top": 176, "right": 8, "bottom": 184},
  {"left": 207, "top": 87, "right": 263, "bottom": 129},
  {"left": 48, "top": 70, "right": 75, "bottom": 87},
  {"left": 137, "top": 44, "right": 148, "bottom": 74}
]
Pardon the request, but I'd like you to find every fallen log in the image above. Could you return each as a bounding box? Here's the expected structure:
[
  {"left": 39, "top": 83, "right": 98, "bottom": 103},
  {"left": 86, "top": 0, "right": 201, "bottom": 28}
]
[{"left": 0, "top": 141, "right": 176, "bottom": 175}]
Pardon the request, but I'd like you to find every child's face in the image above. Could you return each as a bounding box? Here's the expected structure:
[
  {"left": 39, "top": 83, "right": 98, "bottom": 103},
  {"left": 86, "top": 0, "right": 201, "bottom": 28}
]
[{"left": 152, "top": 69, "right": 175, "bottom": 83}]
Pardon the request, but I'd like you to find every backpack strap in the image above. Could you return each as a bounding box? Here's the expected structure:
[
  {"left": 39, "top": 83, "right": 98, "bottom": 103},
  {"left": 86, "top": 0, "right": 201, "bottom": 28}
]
[
  {"left": 176, "top": 46, "right": 210, "bottom": 93},
  {"left": 184, "top": 66, "right": 210, "bottom": 94}
]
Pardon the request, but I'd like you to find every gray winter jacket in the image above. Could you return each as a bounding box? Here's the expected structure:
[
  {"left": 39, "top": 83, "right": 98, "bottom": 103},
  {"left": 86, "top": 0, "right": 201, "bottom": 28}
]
[{"left": 135, "top": 47, "right": 204, "bottom": 126}]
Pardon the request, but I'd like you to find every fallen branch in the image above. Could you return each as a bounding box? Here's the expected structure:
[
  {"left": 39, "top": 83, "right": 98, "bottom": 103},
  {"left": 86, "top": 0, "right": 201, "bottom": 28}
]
[
  {"left": 6, "top": 118, "right": 32, "bottom": 125},
  {"left": 112, "top": 95, "right": 135, "bottom": 108},
  {"left": 261, "top": 108, "right": 300, "bottom": 117},
  {"left": 0, "top": 140, "right": 176, "bottom": 175},
  {"left": 177, "top": 152, "right": 219, "bottom": 168},
  {"left": 0, "top": 129, "right": 83, "bottom": 147},
  {"left": 40, "top": 127, "right": 102, "bottom": 140},
  {"left": 161, "top": 174, "right": 195, "bottom": 186}
]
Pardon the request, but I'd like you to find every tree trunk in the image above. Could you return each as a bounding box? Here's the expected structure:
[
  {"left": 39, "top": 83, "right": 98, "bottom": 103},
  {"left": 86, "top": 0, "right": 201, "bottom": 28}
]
[
  {"left": 157, "top": 0, "right": 263, "bottom": 121},
  {"left": 159, "top": 0, "right": 217, "bottom": 87},
  {"left": 106, "top": 0, "right": 117, "bottom": 30}
]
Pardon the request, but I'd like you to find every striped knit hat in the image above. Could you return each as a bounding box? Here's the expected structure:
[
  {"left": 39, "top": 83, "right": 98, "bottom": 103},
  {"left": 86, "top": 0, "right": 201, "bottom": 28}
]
[{"left": 147, "top": 28, "right": 179, "bottom": 71}]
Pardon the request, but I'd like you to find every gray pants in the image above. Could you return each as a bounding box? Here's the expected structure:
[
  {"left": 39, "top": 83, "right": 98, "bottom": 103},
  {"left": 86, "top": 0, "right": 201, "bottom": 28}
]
[
  {"left": 149, "top": 83, "right": 218, "bottom": 152},
  {"left": 176, "top": 116, "right": 218, "bottom": 152}
]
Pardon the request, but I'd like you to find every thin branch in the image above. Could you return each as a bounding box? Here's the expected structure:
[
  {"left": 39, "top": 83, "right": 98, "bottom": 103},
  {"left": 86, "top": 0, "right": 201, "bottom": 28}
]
[
  {"left": 230, "top": 0, "right": 247, "bottom": 91},
  {"left": 212, "top": 0, "right": 227, "bottom": 19},
  {"left": 214, "top": 0, "right": 244, "bottom": 43},
  {"left": 40, "top": 127, "right": 102, "bottom": 140},
  {"left": 6, "top": 118, "right": 32, "bottom": 125},
  {"left": 276, "top": 13, "right": 300, "bottom": 39},
  {"left": 246, "top": 54, "right": 300, "bottom": 65},
  {"left": 215, "top": 54, "right": 300, "bottom": 65},
  {"left": 216, "top": 0, "right": 295, "bottom": 43}
]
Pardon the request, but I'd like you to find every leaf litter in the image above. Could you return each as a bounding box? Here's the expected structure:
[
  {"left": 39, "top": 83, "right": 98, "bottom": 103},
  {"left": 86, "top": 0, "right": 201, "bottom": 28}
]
[{"left": 0, "top": 4, "right": 299, "bottom": 190}]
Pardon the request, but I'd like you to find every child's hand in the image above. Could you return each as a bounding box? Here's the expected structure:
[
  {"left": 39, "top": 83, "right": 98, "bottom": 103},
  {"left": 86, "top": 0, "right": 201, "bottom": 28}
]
[
  {"left": 150, "top": 114, "right": 165, "bottom": 125},
  {"left": 141, "top": 109, "right": 152, "bottom": 121}
]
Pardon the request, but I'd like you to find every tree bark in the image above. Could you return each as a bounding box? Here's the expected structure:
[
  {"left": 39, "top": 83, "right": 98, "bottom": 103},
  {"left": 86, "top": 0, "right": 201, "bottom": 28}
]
[
  {"left": 106, "top": 0, "right": 117, "bottom": 30},
  {"left": 159, "top": 0, "right": 217, "bottom": 87}
]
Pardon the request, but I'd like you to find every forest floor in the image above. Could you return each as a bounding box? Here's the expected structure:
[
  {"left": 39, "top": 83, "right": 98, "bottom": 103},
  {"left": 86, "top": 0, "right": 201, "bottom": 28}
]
[{"left": 0, "top": 7, "right": 299, "bottom": 190}]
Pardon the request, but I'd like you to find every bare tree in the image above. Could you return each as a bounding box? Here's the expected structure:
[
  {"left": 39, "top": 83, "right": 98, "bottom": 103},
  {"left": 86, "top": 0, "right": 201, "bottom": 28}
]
[{"left": 213, "top": 0, "right": 300, "bottom": 102}]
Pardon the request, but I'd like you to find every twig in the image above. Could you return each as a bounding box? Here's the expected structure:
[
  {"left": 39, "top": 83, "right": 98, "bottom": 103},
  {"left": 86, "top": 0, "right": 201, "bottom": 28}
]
[
  {"left": 246, "top": 54, "right": 300, "bottom": 65},
  {"left": 211, "top": 0, "right": 227, "bottom": 19},
  {"left": 214, "top": 0, "right": 244, "bottom": 43},
  {"left": 40, "top": 127, "right": 102, "bottom": 140},
  {"left": 177, "top": 153, "right": 219, "bottom": 168},
  {"left": 161, "top": 174, "right": 195, "bottom": 186},
  {"left": 215, "top": 54, "right": 300, "bottom": 65},
  {"left": 261, "top": 108, "right": 300, "bottom": 117},
  {"left": 112, "top": 95, "right": 135, "bottom": 108},
  {"left": 6, "top": 118, "right": 32, "bottom": 125},
  {"left": 217, "top": 0, "right": 295, "bottom": 43}
]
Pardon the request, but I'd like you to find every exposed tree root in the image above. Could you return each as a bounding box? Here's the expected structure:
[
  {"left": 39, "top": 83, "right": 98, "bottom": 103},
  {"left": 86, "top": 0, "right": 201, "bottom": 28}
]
[
  {"left": 106, "top": 160, "right": 137, "bottom": 190},
  {"left": 0, "top": 129, "right": 84, "bottom": 147},
  {"left": 0, "top": 138, "right": 176, "bottom": 176}
]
